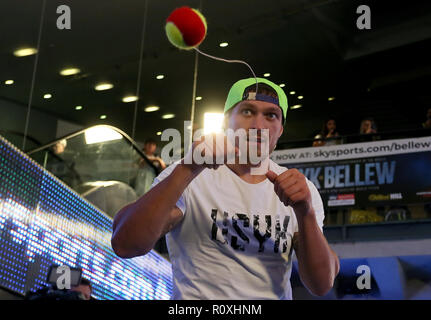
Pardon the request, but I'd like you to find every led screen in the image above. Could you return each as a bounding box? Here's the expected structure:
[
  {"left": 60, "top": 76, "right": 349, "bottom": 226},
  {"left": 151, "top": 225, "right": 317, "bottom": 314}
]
[{"left": 0, "top": 135, "right": 172, "bottom": 299}]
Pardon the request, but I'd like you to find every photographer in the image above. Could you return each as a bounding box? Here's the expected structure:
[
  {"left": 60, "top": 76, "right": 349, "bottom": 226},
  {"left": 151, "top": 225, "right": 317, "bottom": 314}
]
[{"left": 25, "top": 277, "right": 93, "bottom": 301}]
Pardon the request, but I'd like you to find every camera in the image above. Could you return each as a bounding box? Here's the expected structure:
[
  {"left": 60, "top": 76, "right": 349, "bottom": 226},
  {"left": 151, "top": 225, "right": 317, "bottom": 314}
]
[{"left": 25, "top": 265, "right": 89, "bottom": 300}]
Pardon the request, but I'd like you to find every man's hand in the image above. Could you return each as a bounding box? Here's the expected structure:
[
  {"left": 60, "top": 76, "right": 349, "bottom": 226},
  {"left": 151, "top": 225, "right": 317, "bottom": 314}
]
[
  {"left": 266, "top": 169, "right": 313, "bottom": 218},
  {"left": 183, "top": 133, "right": 240, "bottom": 171},
  {"left": 153, "top": 156, "right": 166, "bottom": 170},
  {"left": 365, "top": 127, "right": 376, "bottom": 134},
  {"left": 267, "top": 169, "right": 339, "bottom": 296}
]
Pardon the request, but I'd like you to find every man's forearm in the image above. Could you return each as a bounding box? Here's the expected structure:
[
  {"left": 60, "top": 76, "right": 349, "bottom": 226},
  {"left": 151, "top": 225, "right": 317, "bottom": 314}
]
[
  {"left": 295, "top": 211, "right": 339, "bottom": 296},
  {"left": 112, "top": 163, "right": 203, "bottom": 258}
]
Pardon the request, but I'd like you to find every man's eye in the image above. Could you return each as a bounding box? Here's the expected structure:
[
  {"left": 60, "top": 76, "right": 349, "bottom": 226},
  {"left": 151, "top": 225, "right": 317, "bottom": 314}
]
[
  {"left": 267, "top": 113, "right": 278, "bottom": 119},
  {"left": 242, "top": 109, "right": 252, "bottom": 115}
]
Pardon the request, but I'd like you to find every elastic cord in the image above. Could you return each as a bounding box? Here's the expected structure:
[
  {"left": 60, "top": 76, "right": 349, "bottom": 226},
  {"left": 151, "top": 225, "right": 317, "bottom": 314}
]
[{"left": 193, "top": 47, "right": 258, "bottom": 94}]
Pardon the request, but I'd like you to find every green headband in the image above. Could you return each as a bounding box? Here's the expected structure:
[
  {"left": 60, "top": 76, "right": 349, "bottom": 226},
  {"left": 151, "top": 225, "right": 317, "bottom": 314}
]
[{"left": 224, "top": 77, "right": 288, "bottom": 123}]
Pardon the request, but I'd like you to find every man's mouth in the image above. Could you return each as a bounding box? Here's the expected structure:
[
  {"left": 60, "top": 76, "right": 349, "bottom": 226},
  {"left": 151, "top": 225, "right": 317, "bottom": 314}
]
[
  {"left": 247, "top": 136, "right": 269, "bottom": 143},
  {"left": 247, "top": 138, "right": 262, "bottom": 143}
]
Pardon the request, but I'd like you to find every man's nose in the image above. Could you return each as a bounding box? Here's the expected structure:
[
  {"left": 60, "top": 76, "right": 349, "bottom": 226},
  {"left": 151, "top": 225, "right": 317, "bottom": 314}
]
[{"left": 250, "top": 114, "right": 266, "bottom": 130}]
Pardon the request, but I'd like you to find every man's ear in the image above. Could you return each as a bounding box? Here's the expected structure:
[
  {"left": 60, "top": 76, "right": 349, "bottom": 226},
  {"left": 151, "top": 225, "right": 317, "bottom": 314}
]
[
  {"left": 223, "top": 115, "right": 229, "bottom": 130},
  {"left": 278, "top": 124, "right": 284, "bottom": 138},
  {"left": 223, "top": 110, "right": 232, "bottom": 130}
]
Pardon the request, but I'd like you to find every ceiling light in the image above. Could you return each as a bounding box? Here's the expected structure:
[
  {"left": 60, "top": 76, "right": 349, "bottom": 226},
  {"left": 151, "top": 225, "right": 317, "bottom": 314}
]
[
  {"left": 298, "top": 96, "right": 304, "bottom": 100},
  {"left": 204, "top": 113, "right": 224, "bottom": 134},
  {"left": 196, "top": 96, "right": 202, "bottom": 101},
  {"left": 122, "top": 95, "right": 138, "bottom": 103},
  {"left": 95, "top": 83, "right": 113, "bottom": 91},
  {"left": 5, "top": 80, "right": 14, "bottom": 85},
  {"left": 156, "top": 75, "right": 164, "bottom": 80},
  {"left": 162, "top": 113, "right": 175, "bottom": 119},
  {"left": 328, "top": 97, "right": 335, "bottom": 101},
  {"left": 43, "top": 93, "right": 52, "bottom": 99},
  {"left": 60, "top": 68, "right": 81, "bottom": 76},
  {"left": 156, "top": 131, "right": 162, "bottom": 136},
  {"left": 145, "top": 105, "right": 160, "bottom": 112},
  {"left": 85, "top": 126, "right": 122, "bottom": 145},
  {"left": 263, "top": 73, "right": 271, "bottom": 77},
  {"left": 219, "top": 42, "right": 228, "bottom": 47},
  {"left": 75, "top": 105, "right": 83, "bottom": 110},
  {"left": 13, "top": 48, "right": 37, "bottom": 57},
  {"left": 291, "top": 104, "right": 302, "bottom": 110},
  {"left": 289, "top": 91, "right": 296, "bottom": 95},
  {"left": 100, "top": 115, "right": 107, "bottom": 119},
  {"left": 279, "top": 83, "right": 285, "bottom": 88}
]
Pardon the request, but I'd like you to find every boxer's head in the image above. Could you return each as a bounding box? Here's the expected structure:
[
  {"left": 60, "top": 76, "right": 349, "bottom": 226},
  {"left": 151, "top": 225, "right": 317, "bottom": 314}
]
[{"left": 223, "top": 78, "right": 287, "bottom": 154}]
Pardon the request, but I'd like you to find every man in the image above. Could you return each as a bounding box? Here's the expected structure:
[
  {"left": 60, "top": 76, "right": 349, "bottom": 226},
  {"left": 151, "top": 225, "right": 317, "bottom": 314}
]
[
  {"left": 112, "top": 78, "right": 339, "bottom": 299},
  {"left": 142, "top": 138, "right": 166, "bottom": 171},
  {"left": 70, "top": 278, "right": 93, "bottom": 300},
  {"left": 135, "top": 138, "right": 167, "bottom": 197},
  {"left": 359, "top": 117, "right": 377, "bottom": 134},
  {"left": 312, "top": 134, "right": 325, "bottom": 147},
  {"left": 52, "top": 139, "right": 67, "bottom": 155},
  {"left": 25, "top": 277, "right": 93, "bottom": 300}
]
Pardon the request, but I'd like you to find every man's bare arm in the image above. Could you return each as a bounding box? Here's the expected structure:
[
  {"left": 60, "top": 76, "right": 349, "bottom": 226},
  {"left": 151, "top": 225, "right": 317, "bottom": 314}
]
[
  {"left": 293, "top": 220, "right": 340, "bottom": 296},
  {"left": 112, "top": 133, "right": 238, "bottom": 259},
  {"left": 266, "top": 169, "right": 339, "bottom": 296},
  {"left": 111, "top": 163, "right": 203, "bottom": 258}
]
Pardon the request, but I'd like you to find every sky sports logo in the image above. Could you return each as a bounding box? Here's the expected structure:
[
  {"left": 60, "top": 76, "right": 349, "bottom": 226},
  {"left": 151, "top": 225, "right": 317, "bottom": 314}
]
[
  {"left": 312, "top": 141, "right": 431, "bottom": 159},
  {"left": 296, "top": 141, "right": 430, "bottom": 160},
  {"left": 271, "top": 137, "right": 431, "bottom": 164}
]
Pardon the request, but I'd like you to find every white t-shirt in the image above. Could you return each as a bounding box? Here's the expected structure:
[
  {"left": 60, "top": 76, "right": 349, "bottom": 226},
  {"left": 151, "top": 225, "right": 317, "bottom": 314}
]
[{"left": 151, "top": 159, "right": 324, "bottom": 300}]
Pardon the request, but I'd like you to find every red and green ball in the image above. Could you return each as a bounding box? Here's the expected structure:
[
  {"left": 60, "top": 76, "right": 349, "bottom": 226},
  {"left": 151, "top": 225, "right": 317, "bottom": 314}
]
[{"left": 165, "top": 6, "right": 207, "bottom": 50}]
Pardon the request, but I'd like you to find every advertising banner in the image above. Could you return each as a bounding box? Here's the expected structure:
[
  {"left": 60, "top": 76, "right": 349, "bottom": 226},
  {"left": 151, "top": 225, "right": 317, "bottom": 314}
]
[{"left": 271, "top": 136, "right": 431, "bottom": 208}]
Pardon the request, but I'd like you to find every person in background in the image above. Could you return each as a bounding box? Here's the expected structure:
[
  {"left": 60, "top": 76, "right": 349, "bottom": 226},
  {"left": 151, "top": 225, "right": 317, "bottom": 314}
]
[
  {"left": 423, "top": 108, "right": 431, "bottom": 129},
  {"left": 52, "top": 139, "right": 67, "bottom": 155},
  {"left": 358, "top": 117, "right": 380, "bottom": 142},
  {"left": 47, "top": 139, "right": 81, "bottom": 188},
  {"left": 25, "top": 277, "right": 93, "bottom": 300},
  {"left": 320, "top": 118, "right": 340, "bottom": 146},
  {"left": 135, "top": 138, "right": 166, "bottom": 197},
  {"left": 322, "top": 118, "right": 339, "bottom": 139},
  {"left": 312, "top": 134, "right": 325, "bottom": 147},
  {"left": 359, "top": 118, "right": 377, "bottom": 134},
  {"left": 142, "top": 138, "right": 166, "bottom": 171},
  {"left": 70, "top": 278, "right": 92, "bottom": 300}
]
